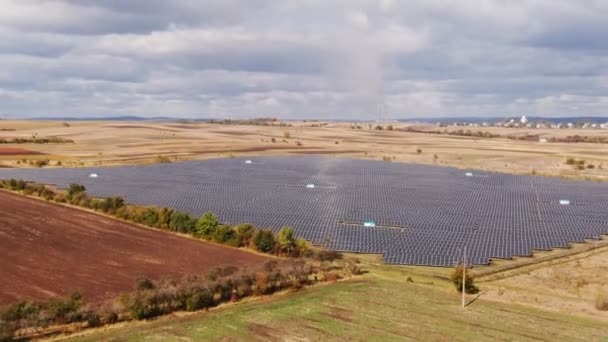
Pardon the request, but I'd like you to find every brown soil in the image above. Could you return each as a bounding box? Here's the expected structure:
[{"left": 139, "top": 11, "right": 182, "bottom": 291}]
[
  {"left": 0, "top": 191, "right": 270, "bottom": 305},
  {"left": 0, "top": 147, "right": 45, "bottom": 156}
]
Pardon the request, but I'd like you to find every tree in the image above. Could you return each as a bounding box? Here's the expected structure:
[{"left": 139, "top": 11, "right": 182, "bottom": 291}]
[
  {"left": 195, "top": 212, "right": 219, "bottom": 239},
  {"left": 451, "top": 266, "right": 479, "bottom": 294},
  {"left": 234, "top": 223, "right": 255, "bottom": 247},
  {"left": 277, "top": 226, "right": 296, "bottom": 255},
  {"left": 213, "top": 224, "right": 236, "bottom": 244},
  {"left": 252, "top": 230, "right": 276, "bottom": 253},
  {"left": 141, "top": 208, "right": 160, "bottom": 227},
  {"left": 67, "top": 183, "right": 86, "bottom": 198},
  {"left": 169, "top": 211, "right": 195, "bottom": 233},
  {"left": 156, "top": 208, "right": 173, "bottom": 229}
]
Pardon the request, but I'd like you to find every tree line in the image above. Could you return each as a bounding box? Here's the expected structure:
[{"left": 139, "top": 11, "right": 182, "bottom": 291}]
[
  {"left": 0, "top": 137, "right": 74, "bottom": 144},
  {"left": 0, "top": 180, "right": 308, "bottom": 257},
  {"left": 1, "top": 256, "right": 359, "bottom": 341}
]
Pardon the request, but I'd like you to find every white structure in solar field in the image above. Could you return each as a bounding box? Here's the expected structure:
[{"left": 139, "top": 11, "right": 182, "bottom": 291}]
[
  {"left": 306, "top": 183, "right": 315, "bottom": 188},
  {"left": 559, "top": 199, "right": 571, "bottom": 205},
  {"left": 363, "top": 221, "right": 376, "bottom": 227},
  {"left": 245, "top": 160, "right": 252, "bottom": 164},
  {"left": 465, "top": 172, "right": 473, "bottom": 177},
  {"left": 89, "top": 173, "right": 99, "bottom": 178}
]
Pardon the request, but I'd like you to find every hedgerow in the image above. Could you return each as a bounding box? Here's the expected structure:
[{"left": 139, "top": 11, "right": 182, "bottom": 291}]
[{"left": 0, "top": 179, "right": 310, "bottom": 258}]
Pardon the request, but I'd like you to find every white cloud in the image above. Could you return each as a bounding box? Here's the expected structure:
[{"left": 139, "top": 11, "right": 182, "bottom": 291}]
[{"left": 0, "top": 0, "right": 605, "bottom": 119}]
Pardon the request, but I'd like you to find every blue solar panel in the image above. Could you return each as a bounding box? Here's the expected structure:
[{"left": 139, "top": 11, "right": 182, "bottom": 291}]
[{"left": 1, "top": 156, "right": 606, "bottom": 266}]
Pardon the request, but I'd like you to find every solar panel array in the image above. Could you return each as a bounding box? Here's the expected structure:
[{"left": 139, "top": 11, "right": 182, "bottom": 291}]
[{"left": 1, "top": 156, "right": 607, "bottom": 266}]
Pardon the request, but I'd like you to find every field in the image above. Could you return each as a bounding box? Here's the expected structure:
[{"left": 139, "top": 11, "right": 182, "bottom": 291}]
[
  {"left": 0, "top": 190, "right": 270, "bottom": 305},
  {"left": 66, "top": 257, "right": 608, "bottom": 342},
  {"left": 3, "top": 119, "right": 608, "bottom": 340},
  {"left": 1, "top": 120, "right": 608, "bottom": 182}
]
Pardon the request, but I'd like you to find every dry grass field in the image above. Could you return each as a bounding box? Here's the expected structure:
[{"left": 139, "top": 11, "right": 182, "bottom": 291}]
[{"left": 1, "top": 120, "right": 608, "bottom": 181}]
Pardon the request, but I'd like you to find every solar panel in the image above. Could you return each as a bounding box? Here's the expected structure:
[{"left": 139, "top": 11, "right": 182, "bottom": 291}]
[{"left": 2, "top": 156, "right": 607, "bottom": 266}]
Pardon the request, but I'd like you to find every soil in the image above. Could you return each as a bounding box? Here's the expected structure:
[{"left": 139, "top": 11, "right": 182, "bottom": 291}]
[
  {"left": 0, "top": 147, "right": 44, "bottom": 156},
  {"left": 0, "top": 191, "right": 270, "bottom": 305}
]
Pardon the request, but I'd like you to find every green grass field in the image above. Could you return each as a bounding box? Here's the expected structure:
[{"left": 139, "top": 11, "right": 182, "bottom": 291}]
[{"left": 66, "top": 260, "right": 608, "bottom": 342}]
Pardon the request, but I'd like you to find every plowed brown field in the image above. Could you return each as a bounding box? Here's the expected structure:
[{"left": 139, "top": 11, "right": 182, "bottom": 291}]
[{"left": 0, "top": 191, "right": 270, "bottom": 305}]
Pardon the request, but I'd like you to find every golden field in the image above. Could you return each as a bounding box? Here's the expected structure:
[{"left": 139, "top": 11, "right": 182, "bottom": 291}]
[{"left": 1, "top": 120, "right": 608, "bottom": 182}]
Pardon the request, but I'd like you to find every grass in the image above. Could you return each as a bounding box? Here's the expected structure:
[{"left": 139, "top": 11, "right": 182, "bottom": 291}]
[{"left": 66, "top": 261, "right": 608, "bottom": 342}]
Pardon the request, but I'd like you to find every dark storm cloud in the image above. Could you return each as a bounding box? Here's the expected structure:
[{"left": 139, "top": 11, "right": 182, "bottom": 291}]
[{"left": 0, "top": 0, "right": 606, "bottom": 119}]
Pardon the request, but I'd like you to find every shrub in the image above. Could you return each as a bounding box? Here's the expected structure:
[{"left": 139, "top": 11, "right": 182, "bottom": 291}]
[
  {"left": 0, "top": 321, "right": 17, "bottom": 342},
  {"left": 283, "top": 131, "right": 291, "bottom": 139},
  {"left": 416, "top": 148, "right": 422, "bottom": 154},
  {"left": 125, "top": 293, "right": 161, "bottom": 320},
  {"left": 135, "top": 277, "right": 155, "bottom": 291},
  {"left": 35, "top": 159, "right": 50, "bottom": 167},
  {"left": 213, "top": 225, "right": 236, "bottom": 244},
  {"left": 277, "top": 226, "right": 296, "bottom": 255},
  {"left": 185, "top": 291, "right": 214, "bottom": 311},
  {"left": 196, "top": 212, "right": 220, "bottom": 239},
  {"left": 169, "top": 211, "right": 195, "bottom": 233},
  {"left": 234, "top": 223, "right": 255, "bottom": 247},
  {"left": 140, "top": 208, "right": 160, "bottom": 227},
  {"left": 595, "top": 292, "right": 608, "bottom": 311},
  {"left": 67, "top": 183, "right": 86, "bottom": 198},
  {"left": 46, "top": 292, "right": 83, "bottom": 323},
  {"left": 450, "top": 266, "right": 479, "bottom": 294},
  {"left": 252, "top": 230, "right": 276, "bottom": 253},
  {"left": 315, "top": 250, "right": 343, "bottom": 261},
  {"left": 156, "top": 155, "right": 171, "bottom": 164},
  {"left": 271, "top": 137, "right": 277, "bottom": 143},
  {"left": 566, "top": 158, "right": 576, "bottom": 165}
]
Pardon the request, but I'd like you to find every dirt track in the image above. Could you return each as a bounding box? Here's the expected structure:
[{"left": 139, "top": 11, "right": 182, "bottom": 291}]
[{"left": 0, "top": 191, "right": 270, "bottom": 305}]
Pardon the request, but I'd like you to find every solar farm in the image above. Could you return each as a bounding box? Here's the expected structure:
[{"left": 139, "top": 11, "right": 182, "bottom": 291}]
[{"left": 1, "top": 156, "right": 607, "bottom": 266}]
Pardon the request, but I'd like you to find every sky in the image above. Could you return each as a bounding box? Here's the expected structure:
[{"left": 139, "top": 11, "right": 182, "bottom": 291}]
[{"left": 0, "top": 0, "right": 607, "bottom": 120}]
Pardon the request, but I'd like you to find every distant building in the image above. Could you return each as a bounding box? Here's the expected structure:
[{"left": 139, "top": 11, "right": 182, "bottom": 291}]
[{"left": 520, "top": 115, "right": 528, "bottom": 124}]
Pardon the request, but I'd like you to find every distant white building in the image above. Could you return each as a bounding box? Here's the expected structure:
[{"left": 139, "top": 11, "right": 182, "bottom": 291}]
[{"left": 520, "top": 115, "right": 528, "bottom": 124}]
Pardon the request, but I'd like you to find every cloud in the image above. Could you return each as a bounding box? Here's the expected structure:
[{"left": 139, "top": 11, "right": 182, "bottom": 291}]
[{"left": 0, "top": 0, "right": 605, "bottom": 119}]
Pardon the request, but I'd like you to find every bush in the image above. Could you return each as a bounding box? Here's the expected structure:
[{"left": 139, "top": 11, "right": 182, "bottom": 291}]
[
  {"left": 566, "top": 157, "right": 576, "bottom": 165},
  {"left": 135, "top": 277, "right": 155, "bottom": 291},
  {"left": 315, "top": 250, "right": 343, "bottom": 261},
  {"left": 35, "top": 159, "right": 50, "bottom": 167},
  {"left": 234, "top": 223, "right": 255, "bottom": 247},
  {"left": 125, "top": 293, "right": 161, "bottom": 320},
  {"left": 196, "top": 212, "right": 220, "bottom": 239},
  {"left": 252, "top": 230, "right": 276, "bottom": 253},
  {"left": 169, "top": 211, "right": 195, "bottom": 233},
  {"left": 185, "top": 291, "right": 214, "bottom": 311},
  {"left": 156, "top": 155, "right": 171, "bottom": 164},
  {"left": 416, "top": 148, "right": 422, "bottom": 154},
  {"left": 450, "top": 266, "right": 479, "bottom": 294},
  {"left": 595, "top": 292, "right": 608, "bottom": 311},
  {"left": 0, "top": 321, "right": 16, "bottom": 342},
  {"left": 277, "top": 226, "right": 296, "bottom": 255},
  {"left": 140, "top": 208, "right": 160, "bottom": 227},
  {"left": 46, "top": 292, "right": 83, "bottom": 323}
]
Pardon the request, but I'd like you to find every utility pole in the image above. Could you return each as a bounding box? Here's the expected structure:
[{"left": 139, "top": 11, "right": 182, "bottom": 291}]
[{"left": 462, "top": 245, "right": 467, "bottom": 309}]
